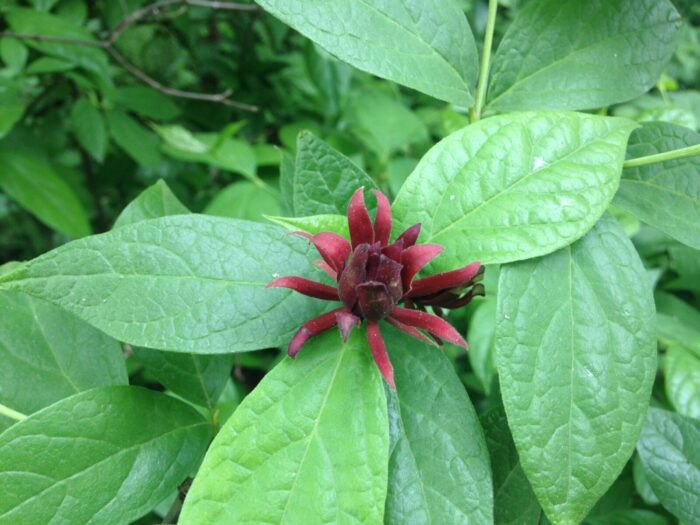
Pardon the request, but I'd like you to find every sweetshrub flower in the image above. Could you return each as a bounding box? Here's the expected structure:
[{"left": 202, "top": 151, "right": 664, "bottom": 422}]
[{"left": 268, "top": 188, "right": 483, "bottom": 387}]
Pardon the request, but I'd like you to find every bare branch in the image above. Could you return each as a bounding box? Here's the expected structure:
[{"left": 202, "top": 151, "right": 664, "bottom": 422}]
[{"left": 0, "top": 0, "right": 259, "bottom": 111}]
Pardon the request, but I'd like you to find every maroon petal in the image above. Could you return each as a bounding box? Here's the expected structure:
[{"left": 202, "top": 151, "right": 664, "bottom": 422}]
[
  {"left": 370, "top": 254, "right": 403, "bottom": 301},
  {"left": 386, "top": 316, "right": 437, "bottom": 346},
  {"left": 440, "top": 284, "right": 486, "bottom": 309},
  {"left": 314, "top": 259, "right": 337, "bottom": 279},
  {"left": 288, "top": 308, "right": 343, "bottom": 357},
  {"left": 348, "top": 188, "right": 374, "bottom": 247},
  {"left": 366, "top": 322, "right": 395, "bottom": 388},
  {"left": 407, "top": 262, "right": 482, "bottom": 298},
  {"left": 267, "top": 276, "right": 339, "bottom": 301},
  {"left": 390, "top": 306, "right": 467, "bottom": 348},
  {"left": 396, "top": 224, "right": 421, "bottom": 247},
  {"left": 372, "top": 189, "right": 392, "bottom": 246},
  {"left": 336, "top": 310, "right": 361, "bottom": 342},
  {"left": 401, "top": 244, "right": 444, "bottom": 290},
  {"left": 381, "top": 239, "right": 403, "bottom": 263},
  {"left": 356, "top": 281, "right": 394, "bottom": 321},
  {"left": 338, "top": 244, "right": 369, "bottom": 309},
  {"left": 310, "top": 232, "right": 351, "bottom": 273}
]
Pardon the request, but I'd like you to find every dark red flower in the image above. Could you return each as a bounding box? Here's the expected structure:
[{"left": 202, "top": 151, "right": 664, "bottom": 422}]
[{"left": 268, "top": 188, "right": 483, "bottom": 388}]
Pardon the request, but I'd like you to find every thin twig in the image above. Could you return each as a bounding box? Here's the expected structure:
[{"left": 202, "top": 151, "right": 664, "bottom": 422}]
[{"left": 0, "top": 0, "right": 259, "bottom": 111}]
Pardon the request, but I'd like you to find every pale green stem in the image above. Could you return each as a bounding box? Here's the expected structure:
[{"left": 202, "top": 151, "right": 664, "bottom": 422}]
[
  {"left": 623, "top": 143, "right": 700, "bottom": 169},
  {"left": 470, "top": 0, "right": 498, "bottom": 122},
  {"left": 0, "top": 402, "right": 27, "bottom": 422}
]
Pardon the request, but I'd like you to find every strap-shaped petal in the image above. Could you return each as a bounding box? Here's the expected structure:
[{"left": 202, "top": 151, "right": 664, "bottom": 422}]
[
  {"left": 400, "top": 244, "right": 444, "bottom": 291},
  {"left": 338, "top": 243, "right": 369, "bottom": 309},
  {"left": 310, "top": 232, "right": 351, "bottom": 273},
  {"left": 348, "top": 188, "right": 374, "bottom": 247},
  {"left": 396, "top": 223, "right": 421, "bottom": 247},
  {"left": 336, "top": 310, "right": 361, "bottom": 342},
  {"left": 372, "top": 189, "right": 392, "bottom": 246},
  {"left": 367, "top": 321, "right": 395, "bottom": 388},
  {"left": 385, "top": 316, "right": 437, "bottom": 346},
  {"left": 267, "top": 276, "right": 339, "bottom": 301},
  {"left": 390, "top": 306, "right": 467, "bottom": 348},
  {"left": 287, "top": 307, "right": 343, "bottom": 357},
  {"left": 407, "top": 261, "right": 482, "bottom": 298}
]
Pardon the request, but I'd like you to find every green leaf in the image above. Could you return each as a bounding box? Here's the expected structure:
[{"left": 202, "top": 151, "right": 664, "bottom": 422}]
[
  {"left": 486, "top": 0, "right": 681, "bottom": 111},
  {"left": 0, "top": 38, "right": 28, "bottom": 72},
  {"left": 0, "top": 215, "right": 328, "bottom": 354},
  {"left": 637, "top": 408, "right": 700, "bottom": 524},
  {"left": 345, "top": 88, "right": 429, "bottom": 158},
  {"left": 134, "top": 347, "right": 234, "bottom": 410},
  {"left": 481, "top": 405, "right": 541, "bottom": 525},
  {"left": 293, "top": 131, "right": 377, "bottom": 216},
  {"left": 266, "top": 213, "right": 349, "bottom": 238},
  {"left": 392, "top": 112, "right": 637, "bottom": 268},
  {"left": 254, "top": 0, "right": 477, "bottom": 106},
  {"left": 179, "top": 330, "right": 389, "bottom": 524},
  {"left": 467, "top": 297, "right": 498, "bottom": 395},
  {"left": 633, "top": 454, "right": 660, "bottom": 506},
  {"left": 384, "top": 328, "right": 493, "bottom": 524},
  {"left": 0, "top": 386, "right": 210, "bottom": 525},
  {"left": 111, "top": 85, "right": 181, "bottom": 120},
  {"left": 5, "top": 8, "right": 110, "bottom": 77},
  {"left": 154, "top": 124, "right": 257, "bottom": 179},
  {"left": 69, "top": 98, "right": 107, "bottom": 162},
  {"left": 585, "top": 509, "right": 669, "bottom": 525},
  {"left": 614, "top": 122, "right": 700, "bottom": 249},
  {"left": 279, "top": 150, "right": 295, "bottom": 214},
  {"left": 496, "top": 215, "right": 656, "bottom": 524},
  {"left": 0, "top": 290, "right": 126, "bottom": 419},
  {"left": 114, "top": 179, "right": 190, "bottom": 229},
  {"left": 0, "top": 147, "right": 90, "bottom": 238},
  {"left": 655, "top": 292, "right": 700, "bottom": 358},
  {"left": 106, "top": 109, "right": 161, "bottom": 167},
  {"left": 204, "top": 181, "right": 281, "bottom": 222},
  {"left": 0, "top": 79, "right": 24, "bottom": 139},
  {"left": 664, "top": 346, "right": 700, "bottom": 419}
]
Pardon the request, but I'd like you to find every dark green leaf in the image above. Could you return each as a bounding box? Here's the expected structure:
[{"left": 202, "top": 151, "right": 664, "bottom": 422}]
[
  {"left": 0, "top": 38, "right": 28, "bottom": 72},
  {"left": 633, "top": 454, "right": 659, "bottom": 506},
  {"left": 255, "top": 0, "right": 478, "bottom": 106},
  {"left": 293, "top": 131, "right": 377, "bottom": 215},
  {"left": 106, "top": 109, "right": 161, "bottom": 167},
  {"left": 486, "top": 0, "right": 681, "bottom": 111},
  {"left": 655, "top": 291, "right": 700, "bottom": 357},
  {"left": 0, "top": 215, "right": 328, "bottom": 354},
  {"left": 0, "top": 386, "right": 210, "bottom": 525},
  {"left": 70, "top": 98, "right": 107, "bottom": 162},
  {"left": 384, "top": 328, "right": 493, "bottom": 525},
  {"left": 179, "top": 330, "right": 389, "bottom": 524},
  {"left": 481, "top": 405, "right": 541, "bottom": 525},
  {"left": 392, "top": 112, "right": 637, "bottom": 268},
  {"left": 496, "top": 215, "right": 656, "bottom": 523},
  {"left": 637, "top": 408, "right": 700, "bottom": 524},
  {"left": 585, "top": 509, "right": 669, "bottom": 525},
  {"left": 0, "top": 147, "right": 90, "bottom": 238},
  {"left": 468, "top": 297, "right": 498, "bottom": 395},
  {"left": 664, "top": 346, "right": 700, "bottom": 419},
  {"left": 0, "top": 79, "right": 24, "bottom": 139},
  {"left": 614, "top": 122, "right": 700, "bottom": 249},
  {"left": 111, "top": 85, "right": 180, "bottom": 120}
]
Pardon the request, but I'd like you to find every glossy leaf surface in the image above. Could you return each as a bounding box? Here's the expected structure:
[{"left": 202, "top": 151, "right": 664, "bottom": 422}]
[
  {"left": 496, "top": 215, "right": 656, "bottom": 523},
  {"left": 179, "top": 330, "right": 388, "bottom": 524},
  {"left": 392, "top": 112, "right": 637, "bottom": 268}
]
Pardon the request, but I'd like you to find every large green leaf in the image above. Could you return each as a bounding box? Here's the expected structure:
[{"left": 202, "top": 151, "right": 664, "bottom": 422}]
[
  {"left": 614, "top": 122, "right": 700, "bottom": 249},
  {"left": 179, "top": 330, "right": 388, "bottom": 524},
  {"left": 204, "top": 181, "right": 281, "bottom": 222},
  {"left": 0, "top": 291, "right": 126, "bottom": 424},
  {"left": 266, "top": 214, "right": 349, "bottom": 239},
  {"left": 293, "top": 131, "right": 377, "bottom": 216},
  {"left": 637, "top": 408, "right": 700, "bottom": 524},
  {"left": 0, "top": 147, "right": 90, "bottom": 238},
  {"left": 481, "top": 405, "right": 541, "bottom": 525},
  {"left": 384, "top": 328, "right": 493, "bottom": 525},
  {"left": 0, "top": 215, "right": 329, "bottom": 354},
  {"left": 255, "top": 0, "right": 477, "bottom": 106},
  {"left": 496, "top": 215, "right": 656, "bottom": 524},
  {"left": 486, "top": 0, "right": 680, "bottom": 112},
  {"left": 664, "top": 346, "right": 700, "bottom": 419},
  {"left": 0, "top": 386, "right": 211, "bottom": 525},
  {"left": 114, "top": 179, "right": 190, "bottom": 229},
  {"left": 392, "top": 112, "right": 637, "bottom": 268}
]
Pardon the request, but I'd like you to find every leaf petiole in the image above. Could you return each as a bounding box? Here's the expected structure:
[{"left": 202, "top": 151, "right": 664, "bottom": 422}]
[
  {"left": 623, "top": 143, "right": 700, "bottom": 168},
  {"left": 470, "top": 0, "right": 498, "bottom": 122},
  {"left": 0, "top": 402, "right": 27, "bottom": 422}
]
